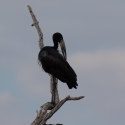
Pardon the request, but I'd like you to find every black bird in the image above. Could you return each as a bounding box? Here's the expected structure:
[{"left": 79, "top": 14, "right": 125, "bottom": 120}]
[{"left": 38, "top": 32, "right": 78, "bottom": 89}]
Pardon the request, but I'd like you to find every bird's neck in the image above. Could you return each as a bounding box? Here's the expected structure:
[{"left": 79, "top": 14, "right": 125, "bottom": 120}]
[{"left": 53, "top": 41, "right": 58, "bottom": 50}]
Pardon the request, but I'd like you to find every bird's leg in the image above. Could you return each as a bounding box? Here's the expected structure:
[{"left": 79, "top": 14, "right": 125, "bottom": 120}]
[{"left": 51, "top": 76, "right": 57, "bottom": 105}]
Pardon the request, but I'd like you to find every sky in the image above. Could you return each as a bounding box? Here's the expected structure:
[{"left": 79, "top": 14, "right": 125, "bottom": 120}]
[{"left": 0, "top": 0, "right": 125, "bottom": 125}]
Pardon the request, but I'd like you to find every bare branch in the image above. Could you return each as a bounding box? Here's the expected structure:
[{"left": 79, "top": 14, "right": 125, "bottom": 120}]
[
  {"left": 31, "top": 96, "right": 84, "bottom": 125},
  {"left": 50, "top": 75, "right": 59, "bottom": 104},
  {"left": 43, "top": 96, "right": 85, "bottom": 123},
  {"left": 68, "top": 96, "right": 85, "bottom": 100},
  {"left": 27, "top": 5, "right": 44, "bottom": 50}
]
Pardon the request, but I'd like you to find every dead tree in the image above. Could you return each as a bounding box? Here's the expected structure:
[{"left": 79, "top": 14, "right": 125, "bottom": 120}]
[{"left": 27, "top": 5, "right": 84, "bottom": 125}]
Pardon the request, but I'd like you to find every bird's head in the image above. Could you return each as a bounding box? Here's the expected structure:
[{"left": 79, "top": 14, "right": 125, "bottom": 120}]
[{"left": 53, "top": 32, "right": 67, "bottom": 60}]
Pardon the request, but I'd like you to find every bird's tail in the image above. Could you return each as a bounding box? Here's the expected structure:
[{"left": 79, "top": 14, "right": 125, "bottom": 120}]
[{"left": 67, "top": 81, "right": 78, "bottom": 89}]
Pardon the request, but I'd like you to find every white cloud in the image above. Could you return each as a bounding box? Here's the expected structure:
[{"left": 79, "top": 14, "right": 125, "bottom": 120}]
[
  {"left": 67, "top": 49, "right": 125, "bottom": 124},
  {"left": 69, "top": 49, "right": 125, "bottom": 73}
]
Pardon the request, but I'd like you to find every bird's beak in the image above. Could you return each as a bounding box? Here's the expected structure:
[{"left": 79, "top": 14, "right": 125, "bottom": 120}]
[{"left": 59, "top": 40, "right": 67, "bottom": 60}]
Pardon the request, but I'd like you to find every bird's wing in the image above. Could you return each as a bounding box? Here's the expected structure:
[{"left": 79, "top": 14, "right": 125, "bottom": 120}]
[{"left": 39, "top": 48, "right": 77, "bottom": 83}]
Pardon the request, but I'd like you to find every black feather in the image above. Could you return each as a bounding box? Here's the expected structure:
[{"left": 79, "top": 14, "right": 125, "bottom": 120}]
[{"left": 38, "top": 47, "right": 78, "bottom": 89}]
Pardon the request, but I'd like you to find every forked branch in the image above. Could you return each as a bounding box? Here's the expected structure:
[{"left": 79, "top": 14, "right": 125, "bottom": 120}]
[{"left": 31, "top": 96, "right": 84, "bottom": 125}]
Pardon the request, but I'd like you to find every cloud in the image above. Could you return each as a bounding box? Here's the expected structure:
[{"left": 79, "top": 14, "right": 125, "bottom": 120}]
[
  {"left": 68, "top": 49, "right": 125, "bottom": 73},
  {"left": 66, "top": 49, "right": 125, "bottom": 125}
]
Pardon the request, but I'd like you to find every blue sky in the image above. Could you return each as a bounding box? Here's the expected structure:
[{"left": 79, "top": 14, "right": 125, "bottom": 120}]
[{"left": 0, "top": 0, "right": 125, "bottom": 125}]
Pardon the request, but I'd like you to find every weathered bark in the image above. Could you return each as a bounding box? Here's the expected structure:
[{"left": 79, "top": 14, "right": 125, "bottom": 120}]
[
  {"left": 31, "top": 96, "right": 84, "bottom": 125},
  {"left": 50, "top": 76, "right": 59, "bottom": 104},
  {"left": 27, "top": 5, "right": 44, "bottom": 50}
]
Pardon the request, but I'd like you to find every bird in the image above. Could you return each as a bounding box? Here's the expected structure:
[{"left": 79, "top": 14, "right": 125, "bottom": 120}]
[{"left": 38, "top": 32, "right": 78, "bottom": 89}]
